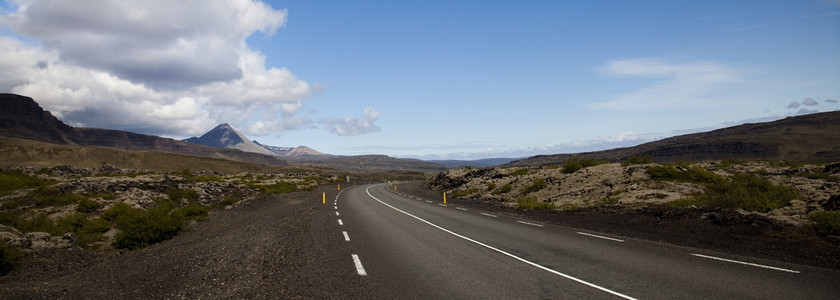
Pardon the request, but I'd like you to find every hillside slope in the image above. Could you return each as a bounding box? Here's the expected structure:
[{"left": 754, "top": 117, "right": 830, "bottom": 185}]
[{"left": 508, "top": 111, "right": 840, "bottom": 167}]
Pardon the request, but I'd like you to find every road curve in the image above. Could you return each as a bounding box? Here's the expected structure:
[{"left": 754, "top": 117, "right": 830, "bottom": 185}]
[{"left": 329, "top": 183, "right": 840, "bottom": 299}]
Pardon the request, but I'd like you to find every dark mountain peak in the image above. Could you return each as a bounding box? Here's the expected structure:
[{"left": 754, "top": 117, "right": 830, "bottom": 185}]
[{"left": 185, "top": 123, "right": 276, "bottom": 156}]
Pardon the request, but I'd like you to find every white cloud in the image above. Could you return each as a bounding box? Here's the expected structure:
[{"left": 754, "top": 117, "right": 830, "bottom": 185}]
[
  {"left": 591, "top": 58, "right": 746, "bottom": 110},
  {"left": 0, "top": 1, "right": 321, "bottom": 137},
  {"left": 802, "top": 97, "right": 819, "bottom": 106},
  {"left": 322, "top": 107, "right": 382, "bottom": 136},
  {"left": 787, "top": 101, "right": 801, "bottom": 109}
]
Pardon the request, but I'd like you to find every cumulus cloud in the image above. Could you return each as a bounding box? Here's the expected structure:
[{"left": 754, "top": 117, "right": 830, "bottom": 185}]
[
  {"left": 591, "top": 58, "right": 745, "bottom": 110},
  {"left": 827, "top": 99, "right": 838, "bottom": 103},
  {"left": 0, "top": 0, "right": 332, "bottom": 138},
  {"left": 802, "top": 97, "right": 819, "bottom": 106},
  {"left": 787, "top": 101, "right": 801, "bottom": 109},
  {"left": 322, "top": 107, "right": 382, "bottom": 136}
]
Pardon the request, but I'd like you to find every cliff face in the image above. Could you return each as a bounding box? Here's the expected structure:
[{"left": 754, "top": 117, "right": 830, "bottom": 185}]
[
  {"left": 0, "top": 93, "right": 74, "bottom": 144},
  {"left": 0, "top": 94, "right": 286, "bottom": 166}
]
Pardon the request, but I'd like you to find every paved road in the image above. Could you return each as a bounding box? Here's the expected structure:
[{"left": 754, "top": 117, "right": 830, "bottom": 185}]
[{"left": 328, "top": 183, "right": 840, "bottom": 299}]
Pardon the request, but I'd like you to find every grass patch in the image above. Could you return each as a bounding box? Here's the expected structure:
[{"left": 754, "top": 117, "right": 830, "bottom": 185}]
[
  {"left": 621, "top": 154, "right": 652, "bottom": 166},
  {"left": 510, "top": 168, "right": 530, "bottom": 176},
  {"left": 700, "top": 174, "right": 799, "bottom": 212},
  {"left": 809, "top": 210, "right": 840, "bottom": 236},
  {"left": 164, "top": 188, "right": 199, "bottom": 202},
  {"left": 492, "top": 184, "right": 512, "bottom": 195},
  {"left": 562, "top": 157, "right": 606, "bottom": 174},
  {"left": 517, "top": 196, "right": 555, "bottom": 210},
  {"left": 647, "top": 165, "right": 722, "bottom": 184},
  {"left": 0, "top": 169, "right": 56, "bottom": 197},
  {"left": 520, "top": 178, "right": 546, "bottom": 195},
  {"left": 451, "top": 188, "right": 480, "bottom": 198},
  {"left": 1, "top": 239, "right": 23, "bottom": 276},
  {"left": 595, "top": 191, "right": 623, "bottom": 206},
  {"left": 104, "top": 203, "right": 183, "bottom": 250}
]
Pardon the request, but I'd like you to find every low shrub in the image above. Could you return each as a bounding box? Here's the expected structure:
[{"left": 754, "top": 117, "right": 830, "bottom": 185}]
[
  {"left": 520, "top": 178, "right": 546, "bottom": 194},
  {"left": 510, "top": 168, "right": 530, "bottom": 176},
  {"left": 451, "top": 188, "right": 480, "bottom": 198},
  {"left": 76, "top": 198, "right": 102, "bottom": 213},
  {"left": 106, "top": 203, "right": 184, "bottom": 250},
  {"left": 700, "top": 174, "right": 799, "bottom": 212},
  {"left": 165, "top": 188, "right": 199, "bottom": 203},
  {"left": 595, "top": 192, "right": 623, "bottom": 206},
  {"left": 647, "top": 165, "right": 722, "bottom": 184},
  {"left": 562, "top": 157, "right": 606, "bottom": 174},
  {"left": 809, "top": 210, "right": 840, "bottom": 236},
  {"left": 1, "top": 239, "right": 23, "bottom": 276},
  {"left": 492, "top": 184, "right": 512, "bottom": 195},
  {"left": 517, "top": 197, "right": 554, "bottom": 210},
  {"left": 0, "top": 169, "right": 56, "bottom": 196},
  {"left": 621, "top": 154, "right": 652, "bottom": 166}
]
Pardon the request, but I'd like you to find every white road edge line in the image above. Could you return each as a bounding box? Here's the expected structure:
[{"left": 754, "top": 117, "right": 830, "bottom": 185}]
[
  {"left": 577, "top": 232, "right": 624, "bottom": 242},
  {"left": 516, "top": 220, "right": 544, "bottom": 227},
  {"left": 691, "top": 253, "right": 800, "bottom": 274},
  {"left": 352, "top": 254, "right": 367, "bottom": 276},
  {"left": 438, "top": 204, "right": 448, "bottom": 207},
  {"left": 480, "top": 212, "right": 497, "bottom": 218},
  {"left": 456, "top": 207, "right": 468, "bottom": 211},
  {"left": 343, "top": 231, "right": 350, "bottom": 241},
  {"left": 365, "top": 185, "right": 636, "bottom": 300},
  {"left": 425, "top": 200, "right": 433, "bottom": 203},
  {"left": 338, "top": 219, "right": 343, "bottom": 226}
]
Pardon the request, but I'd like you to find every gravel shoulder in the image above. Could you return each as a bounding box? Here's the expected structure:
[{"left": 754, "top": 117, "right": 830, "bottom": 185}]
[{"left": 0, "top": 185, "right": 371, "bottom": 299}]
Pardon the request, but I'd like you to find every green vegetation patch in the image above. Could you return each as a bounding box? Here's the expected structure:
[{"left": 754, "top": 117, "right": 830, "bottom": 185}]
[
  {"left": 492, "top": 184, "right": 512, "bottom": 195},
  {"left": 1, "top": 239, "right": 23, "bottom": 276},
  {"left": 648, "top": 165, "right": 722, "bottom": 184},
  {"left": 451, "top": 187, "right": 480, "bottom": 198},
  {"left": 621, "top": 154, "right": 652, "bottom": 166},
  {"left": 699, "top": 174, "right": 799, "bottom": 212},
  {"left": 520, "top": 178, "right": 546, "bottom": 195},
  {"left": 510, "top": 168, "right": 530, "bottom": 176},
  {"left": 808, "top": 210, "right": 840, "bottom": 236},
  {"left": 517, "top": 196, "right": 555, "bottom": 210},
  {"left": 562, "top": 157, "right": 606, "bottom": 174},
  {"left": 0, "top": 169, "right": 56, "bottom": 197},
  {"left": 595, "top": 191, "right": 623, "bottom": 206}
]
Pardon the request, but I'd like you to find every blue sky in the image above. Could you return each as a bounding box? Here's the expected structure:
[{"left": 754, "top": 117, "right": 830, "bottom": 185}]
[{"left": 2, "top": 1, "right": 839, "bottom": 160}]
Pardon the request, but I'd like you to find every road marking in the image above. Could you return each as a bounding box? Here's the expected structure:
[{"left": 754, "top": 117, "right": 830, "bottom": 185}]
[
  {"left": 516, "top": 220, "right": 544, "bottom": 227},
  {"left": 456, "top": 207, "right": 468, "bottom": 211},
  {"left": 334, "top": 206, "right": 338, "bottom": 210},
  {"left": 438, "top": 204, "right": 448, "bottom": 207},
  {"left": 352, "top": 254, "right": 367, "bottom": 276},
  {"left": 336, "top": 211, "right": 340, "bottom": 216},
  {"left": 690, "top": 253, "right": 800, "bottom": 274},
  {"left": 577, "top": 232, "right": 624, "bottom": 242},
  {"left": 343, "top": 231, "right": 350, "bottom": 241},
  {"left": 425, "top": 200, "right": 433, "bottom": 203},
  {"left": 480, "top": 212, "right": 497, "bottom": 218},
  {"left": 365, "top": 186, "right": 636, "bottom": 300},
  {"left": 338, "top": 219, "right": 343, "bottom": 226}
]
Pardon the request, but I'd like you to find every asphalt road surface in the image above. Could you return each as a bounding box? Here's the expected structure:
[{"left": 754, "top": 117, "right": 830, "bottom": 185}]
[{"left": 329, "top": 183, "right": 840, "bottom": 299}]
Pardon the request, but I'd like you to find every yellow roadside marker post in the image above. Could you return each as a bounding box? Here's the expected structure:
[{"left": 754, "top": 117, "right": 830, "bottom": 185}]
[
  {"left": 323, "top": 193, "right": 326, "bottom": 204},
  {"left": 338, "top": 184, "right": 341, "bottom": 190},
  {"left": 444, "top": 192, "right": 447, "bottom": 204}
]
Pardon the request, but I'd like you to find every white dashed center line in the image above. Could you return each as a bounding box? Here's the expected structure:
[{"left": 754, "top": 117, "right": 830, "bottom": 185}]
[
  {"left": 456, "top": 207, "right": 468, "bottom": 211},
  {"left": 352, "top": 254, "right": 367, "bottom": 276},
  {"left": 480, "top": 212, "right": 497, "bottom": 218},
  {"left": 577, "top": 232, "right": 624, "bottom": 242},
  {"left": 343, "top": 231, "right": 350, "bottom": 241},
  {"left": 336, "top": 211, "right": 340, "bottom": 216},
  {"left": 516, "top": 220, "right": 543, "bottom": 227},
  {"left": 338, "top": 219, "right": 343, "bottom": 226},
  {"left": 691, "top": 253, "right": 799, "bottom": 273},
  {"left": 438, "top": 204, "right": 448, "bottom": 207}
]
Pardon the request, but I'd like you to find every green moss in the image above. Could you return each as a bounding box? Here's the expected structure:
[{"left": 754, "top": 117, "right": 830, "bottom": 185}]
[
  {"left": 809, "top": 210, "right": 840, "bottom": 236},
  {"left": 492, "top": 184, "right": 512, "bottom": 195},
  {"left": 621, "top": 154, "right": 652, "bottom": 166},
  {"left": 520, "top": 178, "right": 546, "bottom": 194},
  {"left": 510, "top": 168, "right": 530, "bottom": 176},
  {"left": 700, "top": 174, "right": 799, "bottom": 212},
  {"left": 517, "top": 197, "right": 555, "bottom": 210},
  {"left": 0, "top": 169, "right": 56, "bottom": 197}
]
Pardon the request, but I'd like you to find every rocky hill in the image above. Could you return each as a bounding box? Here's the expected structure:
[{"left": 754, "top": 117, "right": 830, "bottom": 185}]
[
  {"left": 507, "top": 111, "right": 840, "bottom": 167},
  {"left": 0, "top": 94, "right": 286, "bottom": 166}
]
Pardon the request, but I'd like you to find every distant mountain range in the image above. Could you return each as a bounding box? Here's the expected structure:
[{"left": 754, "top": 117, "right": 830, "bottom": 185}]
[
  {"left": 506, "top": 111, "right": 840, "bottom": 167},
  {"left": 0, "top": 93, "right": 286, "bottom": 166},
  {"left": 181, "top": 123, "right": 327, "bottom": 158}
]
